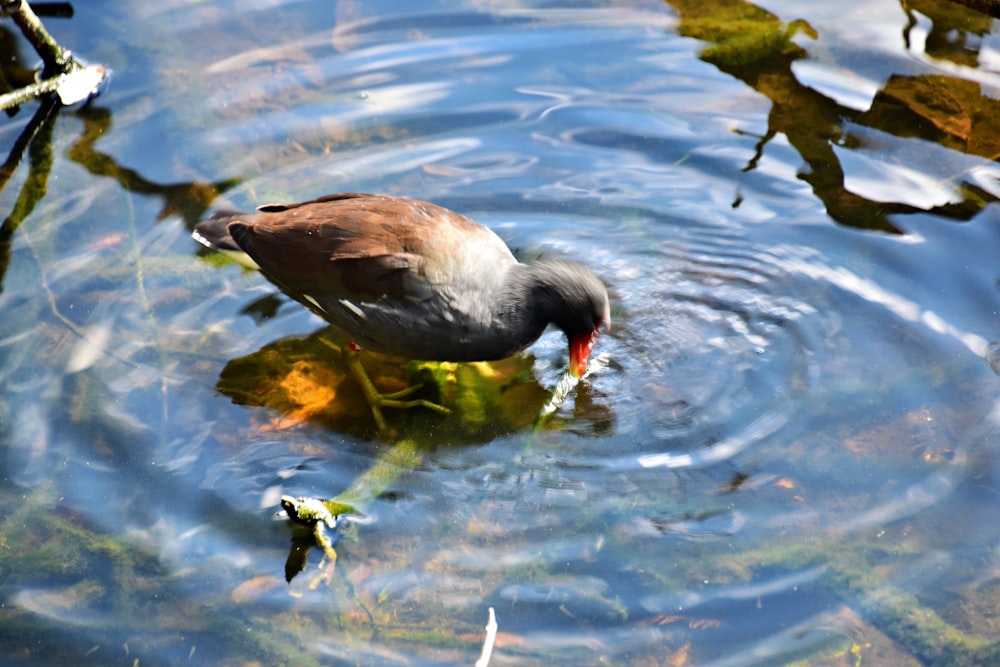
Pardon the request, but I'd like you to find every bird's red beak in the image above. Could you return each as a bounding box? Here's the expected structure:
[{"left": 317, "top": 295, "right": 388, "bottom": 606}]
[
  {"left": 569, "top": 306, "right": 610, "bottom": 379},
  {"left": 569, "top": 329, "right": 599, "bottom": 379}
]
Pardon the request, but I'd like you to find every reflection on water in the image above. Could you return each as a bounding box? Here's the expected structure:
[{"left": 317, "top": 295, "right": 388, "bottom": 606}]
[
  {"left": 670, "top": 0, "right": 1000, "bottom": 233},
  {"left": 1, "top": 0, "right": 999, "bottom": 665}
]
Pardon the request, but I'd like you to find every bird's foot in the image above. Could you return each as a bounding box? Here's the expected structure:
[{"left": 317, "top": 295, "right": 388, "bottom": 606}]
[
  {"left": 378, "top": 383, "right": 452, "bottom": 413},
  {"left": 335, "top": 342, "right": 451, "bottom": 436}
]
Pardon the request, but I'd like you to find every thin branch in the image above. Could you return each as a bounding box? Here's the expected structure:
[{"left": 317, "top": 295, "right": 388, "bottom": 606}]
[
  {"left": 0, "top": 69, "right": 66, "bottom": 110},
  {"left": 0, "top": 62, "right": 106, "bottom": 113},
  {"left": 1, "top": 0, "right": 76, "bottom": 76},
  {"left": 0, "top": 1, "right": 107, "bottom": 110},
  {"left": 534, "top": 369, "right": 579, "bottom": 429},
  {"left": 474, "top": 608, "right": 498, "bottom": 667}
]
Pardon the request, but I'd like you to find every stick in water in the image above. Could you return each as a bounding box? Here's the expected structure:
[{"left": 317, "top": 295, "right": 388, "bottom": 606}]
[{"left": 475, "top": 607, "right": 498, "bottom": 667}]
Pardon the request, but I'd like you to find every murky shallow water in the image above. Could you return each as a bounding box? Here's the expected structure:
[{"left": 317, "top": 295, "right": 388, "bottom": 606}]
[{"left": 1, "top": 0, "right": 999, "bottom": 665}]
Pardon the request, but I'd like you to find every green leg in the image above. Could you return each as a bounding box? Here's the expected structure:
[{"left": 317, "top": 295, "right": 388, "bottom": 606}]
[{"left": 332, "top": 342, "right": 450, "bottom": 436}]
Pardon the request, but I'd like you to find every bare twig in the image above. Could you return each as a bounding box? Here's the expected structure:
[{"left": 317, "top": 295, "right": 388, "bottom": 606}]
[
  {"left": 0, "top": 0, "right": 107, "bottom": 110},
  {"left": 0, "top": 65, "right": 103, "bottom": 110},
  {"left": 474, "top": 607, "right": 498, "bottom": 667},
  {"left": 1, "top": 0, "right": 76, "bottom": 75},
  {"left": 534, "top": 369, "right": 579, "bottom": 429}
]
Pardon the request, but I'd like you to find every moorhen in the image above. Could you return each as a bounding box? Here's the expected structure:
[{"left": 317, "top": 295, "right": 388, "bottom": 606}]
[{"left": 193, "top": 193, "right": 610, "bottom": 429}]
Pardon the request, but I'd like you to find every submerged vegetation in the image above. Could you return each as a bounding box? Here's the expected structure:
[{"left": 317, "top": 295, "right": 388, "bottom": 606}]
[{"left": 1, "top": 0, "right": 999, "bottom": 664}]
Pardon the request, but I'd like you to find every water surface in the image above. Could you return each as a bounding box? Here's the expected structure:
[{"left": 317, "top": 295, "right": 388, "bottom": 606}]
[{"left": 1, "top": 0, "right": 999, "bottom": 665}]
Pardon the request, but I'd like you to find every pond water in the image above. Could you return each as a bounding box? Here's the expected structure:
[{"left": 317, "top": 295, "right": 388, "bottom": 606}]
[{"left": 1, "top": 0, "right": 999, "bottom": 665}]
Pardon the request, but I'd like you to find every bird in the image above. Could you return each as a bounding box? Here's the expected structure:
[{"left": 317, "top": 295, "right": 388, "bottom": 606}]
[{"left": 193, "top": 193, "right": 610, "bottom": 432}]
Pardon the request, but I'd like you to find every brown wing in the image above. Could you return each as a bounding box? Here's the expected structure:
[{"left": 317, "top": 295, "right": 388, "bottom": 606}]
[{"left": 228, "top": 194, "right": 480, "bottom": 304}]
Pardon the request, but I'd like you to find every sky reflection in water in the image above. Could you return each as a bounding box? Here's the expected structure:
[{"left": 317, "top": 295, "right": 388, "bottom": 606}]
[{"left": 0, "top": 0, "right": 999, "bottom": 665}]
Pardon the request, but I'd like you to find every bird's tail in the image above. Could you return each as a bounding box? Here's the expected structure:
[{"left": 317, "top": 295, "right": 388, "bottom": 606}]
[{"left": 192, "top": 210, "right": 260, "bottom": 269}]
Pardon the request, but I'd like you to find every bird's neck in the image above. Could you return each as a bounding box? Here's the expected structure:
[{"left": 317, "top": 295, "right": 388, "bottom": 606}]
[{"left": 489, "top": 263, "right": 553, "bottom": 349}]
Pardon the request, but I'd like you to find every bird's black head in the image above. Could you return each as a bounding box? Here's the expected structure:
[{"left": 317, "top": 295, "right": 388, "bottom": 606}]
[{"left": 532, "top": 260, "right": 610, "bottom": 377}]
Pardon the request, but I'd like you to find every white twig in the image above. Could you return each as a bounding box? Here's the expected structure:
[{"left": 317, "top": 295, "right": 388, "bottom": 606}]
[
  {"left": 534, "top": 369, "right": 579, "bottom": 429},
  {"left": 474, "top": 607, "right": 498, "bottom": 667}
]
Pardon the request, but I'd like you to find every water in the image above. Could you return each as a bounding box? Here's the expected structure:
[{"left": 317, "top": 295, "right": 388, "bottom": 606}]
[{"left": 1, "top": 0, "right": 999, "bottom": 665}]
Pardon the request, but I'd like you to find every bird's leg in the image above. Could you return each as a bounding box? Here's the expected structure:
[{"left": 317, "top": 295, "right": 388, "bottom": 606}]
[
  {"left": 325, "top": 341, "right": 450, "bottom": 435},
  {"left": 342, "top": 343, "right": 390, "bottom": 434}
]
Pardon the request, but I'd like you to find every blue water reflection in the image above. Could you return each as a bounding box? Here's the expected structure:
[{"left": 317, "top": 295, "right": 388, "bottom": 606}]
[{"left": 1, "top": 0, "right": 999, "bottom": 665}]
